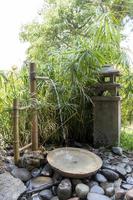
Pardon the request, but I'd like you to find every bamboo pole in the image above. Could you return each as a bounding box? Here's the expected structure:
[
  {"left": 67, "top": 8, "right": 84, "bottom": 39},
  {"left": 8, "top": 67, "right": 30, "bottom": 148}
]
[
  {"left": 35, "top": 76, "right": 49, "bottom": 81},
  {"left": 19, "top": 105, "right": 31, "bottom": 110},
  {"left": 13, "top": 98, "right": 20, "bottom": 165},
  {"left": 19, "top": 143, "right": 32, "bottom": 152},
  {"left": 29, "top": 63, "right": 38, "bottom": 151}
]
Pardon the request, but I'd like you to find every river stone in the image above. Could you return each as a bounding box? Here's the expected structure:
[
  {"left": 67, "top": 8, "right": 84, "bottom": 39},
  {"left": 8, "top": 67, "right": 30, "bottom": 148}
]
[
  {"left": 95, "top": 173, "right": 107, "bottom": 183},
  {"left": 11, "top": 167, "right": 31, "bottom": 182},
  {"left": 126, "top": 176, "right": 133, "bottom": 185},
  {"left": 115, "top": 188, "right": 126, "bottom": 200},
  {"left": 114, "top": 178, "right": 122, "bottom": 189},
  {"left": 90, "top": 185, "right": 104, "bottom": 195},
  {"left": 52, "top": 185, "right": 58, "bottom": 196},
  {"left": 29, "top": 176, "right": 53, "bottom": 189},
  {"left": 125, "top": 165, "right": 132, "bottom": 174},
  {"left": 39, "top": 189, "right": 53, "bottom": 200},
  {"left": 57, "top": 179, "right": 72, "bottom": 200},
  {"left": 4, "top": 156, "right": 14, "bottom": 164},
  {"left": 41, "top": 163, "right": 53, "bottom": 177},
  {"left": 5, "top": 163, "right": 17, "bottom": 172},
  {"left": 116, "top": 166, "right": 126, "bottom": 177},
  {"left": 108, "top": 155, "right": 115, "bottom": 160},
  {"left": 110, "top": 195, "right": 115, "bottom": 200},
  {"left": 53, "top": 172, "right": 62, "bottom": 183},
  {"left": 87, "top": 192, "right": 111, "bottom": 200},
  {"left": 31, "top": 168, "right": 41, "bottom": 177},
  {"left": 122, "top": 157, "right": 129, "bottom": 163},
  {"left": 100, "top": 182, "right": 114, "bottom": 191},
  {"left": 72, "top": 179, "right": 82, "bottom": 187},
  {"left": 125, "top": 189, "right": 133, "bottom": 200},
  {"left": 101, "top": 169, "right": 119, "bottom": 181},
  {"left": 31, "top": 193, "right": 41, "bottom": 200},
  {"left": 82, "top": 178, "right": 90, "bottom": 185},
  {"left": 102, "top": 164, "right": 116, "bottom": 171},
  {"left": 51, "top": 196, "right": 59, "bottom": 200},
  {"left": 117, "top": 163, "right": 127, "bottom": 168},
  {"left": 0, "top": 172, "right": 26, "bottom": 200},
  {"left": 75, "top": 183, "right": 89, "bottom": 199},
  {"left": 121, "top": 183, "right": 133, "bottom": 190},
  {"left": 89, "top": 181, "right": 99, "bottom": 188},
  {"left": 112, "top": 147, "right": 123, "bottom": 156},
  {"left": 105, "top": 187, "right": 115, "bottom": 197},
  {"left": 21, "top": 151, "right": 45, "bottom": 170}
]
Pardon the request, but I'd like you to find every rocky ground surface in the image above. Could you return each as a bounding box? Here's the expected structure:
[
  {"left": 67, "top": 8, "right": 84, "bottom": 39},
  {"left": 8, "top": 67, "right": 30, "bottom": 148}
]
[{"left": 0, "top": 145, "right": 133, "bottom": 200}]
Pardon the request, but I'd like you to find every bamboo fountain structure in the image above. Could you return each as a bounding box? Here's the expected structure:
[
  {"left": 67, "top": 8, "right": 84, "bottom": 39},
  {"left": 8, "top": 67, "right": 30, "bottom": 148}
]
[
  {"left": 13, "top": 63, "right": 44, "bottom": 164},
  {"left": 13, "top": 63, "right": 102, "bottom": 178}
]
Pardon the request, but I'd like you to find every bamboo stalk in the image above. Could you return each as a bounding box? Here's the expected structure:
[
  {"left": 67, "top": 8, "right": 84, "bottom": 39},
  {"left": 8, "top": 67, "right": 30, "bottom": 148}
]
[
  {"left": 30, "top": 63, "right": 38, "bottom": 151},
  {"left": 19, "top": 143, "right": 32, "bottom": 152},
  {"left": 35, "top": 76, "right": 49, "bottom": 81},
  {"left": 19, "top": 105, "right": 31, "bottom": 110},
  {"left": 13, "top": 98, "right": 20, "bottom": 165}
]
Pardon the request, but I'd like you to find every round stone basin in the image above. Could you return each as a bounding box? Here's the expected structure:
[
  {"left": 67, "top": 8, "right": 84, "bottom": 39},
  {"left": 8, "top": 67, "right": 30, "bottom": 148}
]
[{"left": 47, "top": 147, "right": 102, "bottom": 178}]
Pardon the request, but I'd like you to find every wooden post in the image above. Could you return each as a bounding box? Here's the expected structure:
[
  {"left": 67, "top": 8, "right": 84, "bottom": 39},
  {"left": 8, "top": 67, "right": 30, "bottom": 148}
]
[
  {"left": 30, "top": 63, "right": 38, "bottom": 151},
  {"left": 13, "top": 98, "right": 20, "bottom": 165}
]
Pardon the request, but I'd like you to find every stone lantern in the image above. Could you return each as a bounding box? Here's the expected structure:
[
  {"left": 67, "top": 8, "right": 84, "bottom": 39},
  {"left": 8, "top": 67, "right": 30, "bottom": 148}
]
[{"left": 92, "top": 65, "right": 121, "bottom": 147}]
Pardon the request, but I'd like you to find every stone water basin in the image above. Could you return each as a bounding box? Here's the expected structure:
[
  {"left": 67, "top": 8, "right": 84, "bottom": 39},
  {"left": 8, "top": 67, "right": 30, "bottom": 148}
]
[{"left": 47, "top": 147, "right": 102, "bottom": 178}]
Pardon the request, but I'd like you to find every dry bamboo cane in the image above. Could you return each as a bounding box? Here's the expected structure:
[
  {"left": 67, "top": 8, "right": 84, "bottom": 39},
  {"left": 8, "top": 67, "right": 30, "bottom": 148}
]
[
  {"left": 19, "top": 143, "right": 32, "bottom": 152},
  {"left": 13, "top": 98, "right": 20, "bottom": 165},
  {"left": 30, "top": 63, "right": 38, "bottom": 151}
]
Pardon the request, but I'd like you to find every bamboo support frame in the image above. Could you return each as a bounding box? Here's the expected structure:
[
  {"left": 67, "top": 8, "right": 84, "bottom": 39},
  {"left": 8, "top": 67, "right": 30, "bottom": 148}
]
[
  {"left": 13, "top": 63, "right": 40, "bottom": 163},
  {"left": 30, "top": 63, "right": 38, "bottom": 151},
  {"left": 13, "top": 98, "right": 20, "bottom": 165},
  {"left": 35, "top": 76, "right": 49, "bottom": 81},
  {"left": 13, "top": 99, "right": 32, "bottom": 164},
  {"left": 19, "top": 143, "right": 32, "bottom": 152},
  {"left": 19, "top": 105, "right": 31, "bottom": 110}
]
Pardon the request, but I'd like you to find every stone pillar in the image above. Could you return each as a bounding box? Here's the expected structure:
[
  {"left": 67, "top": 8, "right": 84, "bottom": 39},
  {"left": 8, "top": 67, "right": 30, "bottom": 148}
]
[{"left": 92, "top": 96, "right": 121, "bottom": 147}]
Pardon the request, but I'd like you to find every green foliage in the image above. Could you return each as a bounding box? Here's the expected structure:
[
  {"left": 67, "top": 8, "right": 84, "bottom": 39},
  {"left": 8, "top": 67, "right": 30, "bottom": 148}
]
[
  {"left": 20, "top": 0, "right": 133, "bottom": 124},
  {"left": 120, "top": 68, "right": 133, "bottom": 125},
  {"left": 0, "top": 67, "right": 30, "bottom": 144},
  {"left": 121, "top": 127, "right": 133, "bottom": 150}
]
